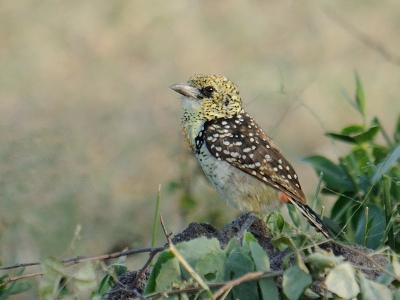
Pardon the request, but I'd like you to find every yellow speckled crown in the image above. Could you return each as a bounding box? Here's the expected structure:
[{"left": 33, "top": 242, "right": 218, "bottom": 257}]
[{"left": 187, "top": 74, "right": 243, "bottom": 118}]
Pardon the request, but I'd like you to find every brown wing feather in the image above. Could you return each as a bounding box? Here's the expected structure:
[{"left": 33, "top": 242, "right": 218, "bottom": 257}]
[{"left": 203, "top": 112, "right": 306, "bottom": 204}]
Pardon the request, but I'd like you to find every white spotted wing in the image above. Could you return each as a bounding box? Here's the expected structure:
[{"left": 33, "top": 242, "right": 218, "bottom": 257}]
[{"left": 202, "top": 112, "right": 306, "bottom": 203}]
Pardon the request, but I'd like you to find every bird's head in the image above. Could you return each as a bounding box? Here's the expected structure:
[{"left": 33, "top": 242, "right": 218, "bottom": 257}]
[{"left": 170, "top": 75, "right": 243, "bottom": 121}]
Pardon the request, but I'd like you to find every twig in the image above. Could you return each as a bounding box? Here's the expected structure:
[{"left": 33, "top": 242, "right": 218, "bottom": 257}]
[
  {"left": 151, "top": 184, "right": 162, "bottom": 248},
  {"left": 132, "top": 288, "right": 150, "bottom": 300},
  {"left": 324, "top": 6, "right": 400, "bottom": 66},
  {"left": 147, "top": 270, "right": 284, "bottom": 299},
  {"left": 0, "top": 246, "right": 167, "bottom": 287},
  {"left": 159, "top": 213, "right": 173, "bottom": 243},
  {"left": 130, "top": 251, "right": 158, "bottom": 290},
  {"left": 210, "top": 270, "right": 284, "bottom": 299},
  {"left": 211, "top": 271, "right": 263, "bottom": 299},
  {"left": 122, "top": 249, "right": 161, "bottom": 300},
  {"left": 0, "top": 272, "right": 43, "bottom": 287},
  {"left": 0, "top": 262, "right": 41, "bottom": 270},
  {"left": 159, "top": 214, "right": 215, "bottom": 300},
  {"left": 0, "top": 246, "right": 166, "bottom": 271},
  {"left": 332, "top": 241, "right": 400, "bottom": 282},
  {"left": 110, "top": 287, "right": 150, "bottom": 300},
  {"left": 63, "top": 246, "right": 166, "bottom": 267}
]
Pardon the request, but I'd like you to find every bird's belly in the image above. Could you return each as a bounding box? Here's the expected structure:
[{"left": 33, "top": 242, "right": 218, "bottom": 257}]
[{"left": 196, "top": 146, "right": 281, "bottom": 215}]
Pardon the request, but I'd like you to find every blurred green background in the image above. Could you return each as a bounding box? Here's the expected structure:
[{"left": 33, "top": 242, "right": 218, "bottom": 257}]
[{"left": 0, "top": 0, "right": 399, "bottom": 292}]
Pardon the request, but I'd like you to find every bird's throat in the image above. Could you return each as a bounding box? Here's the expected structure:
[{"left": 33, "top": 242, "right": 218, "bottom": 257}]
[
  {"left": 181, "top": 97, "right": 206, "bottom": 151},
  {"left": 181, "top": 115, "right": 205, "bottom": 152}
]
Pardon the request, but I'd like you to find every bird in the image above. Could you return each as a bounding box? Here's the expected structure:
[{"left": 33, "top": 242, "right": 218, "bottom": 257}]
[{"left": 170, "top": 74, "right": 332, "bottom": 239}]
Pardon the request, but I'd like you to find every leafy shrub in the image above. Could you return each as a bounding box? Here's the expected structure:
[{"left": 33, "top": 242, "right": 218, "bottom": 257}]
[
  {"left": 144, "top": 232, "right": 394, "bottom": 300},
  {"left": 303, "top": 73, "right": 400, "bottom": 250}
]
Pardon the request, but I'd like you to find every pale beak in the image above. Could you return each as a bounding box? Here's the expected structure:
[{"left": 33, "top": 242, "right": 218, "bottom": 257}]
[{"left": 170, "top": 83, "right": 201, "bottom": 99}]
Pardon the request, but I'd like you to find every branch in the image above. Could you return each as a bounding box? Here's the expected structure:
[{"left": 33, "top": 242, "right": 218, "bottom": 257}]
[
  {"left": 62, "top": 246, "right": 166, "bottom": 267},
  {"left": 0, "top": 246, "right": 167, "bottom": 287},
  {"left": 160, "top": 213, "right": 215, "bottom": 300},
  {"left": 146, "top": 270, "right": 284, "bottom": 299},
  {"left": 0, "top": 246, "right": 166, "bottom": 271},
  {"left": 210, "top": 270, "right": 283, "bottom": 299},
  {"left": 0, "top": 272, "right": 43, "bottom": 287},
  {"left": 332, "top": 241, "right": 400, "bottom": 282},
  {"left": 132, "top": 289, "right": 150, "bottom": 300},
  {"left": 121, "top": 249, "right": 161, "bottom": 300}
]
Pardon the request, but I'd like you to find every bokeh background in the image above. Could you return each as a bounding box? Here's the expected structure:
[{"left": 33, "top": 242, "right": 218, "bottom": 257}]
[{"left": 1, "top": 0, "right": 399, "bottom": 297}]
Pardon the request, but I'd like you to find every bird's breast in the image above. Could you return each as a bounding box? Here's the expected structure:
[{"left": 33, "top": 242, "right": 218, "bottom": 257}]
[
  {"left": 195, "top": 143, "right": 235, "bottom": 195},
  {"left": 195, "top": 143, "right": 280, "bottom": 214}
]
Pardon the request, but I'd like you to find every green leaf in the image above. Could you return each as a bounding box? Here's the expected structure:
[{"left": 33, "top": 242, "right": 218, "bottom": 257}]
[
  {"left": 176, "top": 237, "right": 226, "bottom": 282},
  {"left": 145, "top": 237, "right": 227, "bottom": 298},
  {"left": 225, "top": 251, "right": 258, "bottom": 300},
  {"left": 325, "top": 132, "right": 356, "bottom": 144},
  {"left": 330, "top": 193, "right": 356, "bottom": 224},
  {"left": 358, "top": 273, "right": 392, "bottom": 300},
  {"left": 282, "top": 264, "right": 312, "bottom": 300},
  {"left": 372, "top": 145, "right": 390, "bottom": 164},
  {"left": 355, "top": 204, "right": 385, "bottom": 249},
  {"left": 353, "top": 125, "right": 380, "bottom": 144},
  {"left": 0, "top": 267, "right": 30, "bottom": 299},
  {"left": 395, "top": 231, "right": 400, "bottom": 253},
  {"left": 353, "top": 125, "right": 381, "bottom": 144},
  {"left": 377, "top": 262, "right": 395, "bottom": 286},
  {"left": 242, "top": 231, "right": 258, "bottom": 255},
  {"left": 355, "top": 71, "right": 366, "bottom": 117},
  {"left": 272, "top": 236, "right": 297, "bottom": 252},
  {"left": 71, "top": 262, "right": 97, "bottom": 291},
  {"left": 244, "top": 232, "right": 270, "bottom": 272},
  {"left": 275, "top": 211, "right": 285, "bottom": 232},
  {"left": 394, "top": 288, "right": 400, "bottom": 300},
  {"left": 223, "top": 238, "right": 241, "bottom": 256},
  {"left": 389, "top": 167, "right": 400, "bottom": 203},
  {"left": 175, "top": 237, "right": 222, "bottom": 260},
  {"left": 326, "top": 125, "right": 380, "bottom": 145},
  {"left": 193, "top": 252, "right": 226, "bottom": 283},
  {"left": 395, "top": 115, "right": 400, "bottom": 143},
  {"left": 1, "top": 282, "right": 31, "bottom": 297},
  {"left": 303, "top": 288, "right": 320, "bottom": 299},
  {"left": 341, "top": 124, "right": 365, "bottom": 135},
  {"left": 307, "top": 252, "right": 341, "bottom": 271},
  {"left": 98, "top": 274, "right": 114, "bottom": 296},
  {"left": 38, "top": 257, "right": 66, "bottom": 300},
  {"left": 371, "top": 143, "right": 400, "bottom": 184},
  {"left": 340, "top": 146, "right": 372, "bottom": 193},
  {"left": 144, "top": 250, "right": 181, "bottom": 295},
  {"left": 258, "top": 278, "right": 279, "bottom": 300},
  {"left": 382, "top": 176, "right": 395, "bottom": 249},
  {"left": 98, "top": 264, "right": 128, "bottom": 295},
  {"left": 286, "top": 203, "right": 301, "bottom": 228},
  {"left": 391, "top": 253, "right": 400, "bottom": 277},
  {"left": 111, "top": 264, "right": 128, "bottom": 276},
  {"left": 267, "top": 212, "right": 286, "bottom": 235},
  {"left": 249, "top": 242, "right": 270, "bottom": 272},
  {"left": 325, "top": 262, "right": 360, "bottom": 299},
  {"left": 301, "top": 155, "right": 356, "bottom": 192},
  {"left": 225, "top": 251, "right": 254, "bottom": 278}
]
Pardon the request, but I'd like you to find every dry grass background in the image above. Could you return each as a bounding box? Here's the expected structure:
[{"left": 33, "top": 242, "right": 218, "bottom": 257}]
[{"left": 0, "top": 0, "right": 399, "bottom": 296}]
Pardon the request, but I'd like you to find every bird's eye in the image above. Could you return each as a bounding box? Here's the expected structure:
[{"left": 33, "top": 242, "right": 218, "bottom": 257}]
[{"left": 201, "top": 86, "right": 215, "bottom": 97}]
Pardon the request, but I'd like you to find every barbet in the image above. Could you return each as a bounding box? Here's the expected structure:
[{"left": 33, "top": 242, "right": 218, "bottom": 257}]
[{"left": 171, "top": 75, "right": 332, "bottom": 239}]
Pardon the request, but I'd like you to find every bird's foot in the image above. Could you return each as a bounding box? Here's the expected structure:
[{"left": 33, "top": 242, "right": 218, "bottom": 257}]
[{"left": 234, "top": 212, "right": 257, "bottom": 242}]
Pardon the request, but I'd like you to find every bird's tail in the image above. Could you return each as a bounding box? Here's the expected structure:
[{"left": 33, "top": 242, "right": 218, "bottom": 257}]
[{"left": 288, "top": 199, "right": 333, "bottom": 239}]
